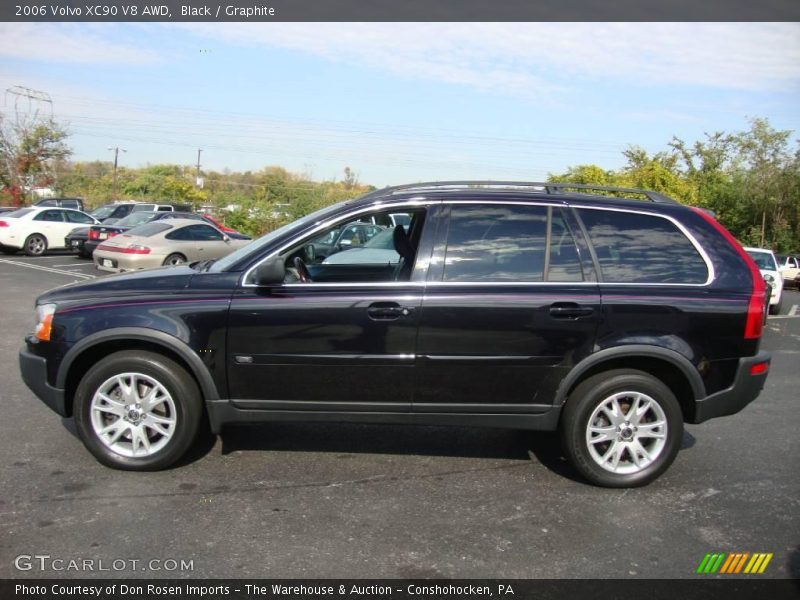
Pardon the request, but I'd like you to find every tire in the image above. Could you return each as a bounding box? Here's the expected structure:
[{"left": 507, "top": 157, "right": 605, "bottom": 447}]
[
  {"left": 78, "top": 250, "right": 92, "bottom": 259},
  {"left": 163, "top": 253, "right": 187, "bottom": 267},
  {"left": 73, "top": 350, "right": 204, "bottom": 470},
  {"left": 23, "top": 234, "right": 47, "bottom": 257},
  {"left": 561, "top": 369, "right": 683, "bottom": 488},
  {"left": 768, "top": 298, "right": 782, "bottom": 315}
]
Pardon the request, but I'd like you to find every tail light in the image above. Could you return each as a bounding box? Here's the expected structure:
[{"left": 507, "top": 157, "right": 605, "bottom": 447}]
[
  {"left": 0, "top": 220, "right": 8, "bottom": 227},
  {"left": 98, "top": 243, "right": 151, "bottom": 254},
  {"left": 88, "top": 229, "right": 99, "bottom": 240},
  {"left": 692, "top": 208, "right": 766, "bottom": 339}
]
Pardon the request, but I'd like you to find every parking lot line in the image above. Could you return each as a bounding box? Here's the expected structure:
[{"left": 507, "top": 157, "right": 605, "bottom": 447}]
[
  {"left": 52, "top": 263, "right": 95, "bottom": 267},
  {"left": 0, "top": 258, "right": 95, "bottom": 279},
  {"left": 789, "top": 304, "right": 798, "bottom": 317}
]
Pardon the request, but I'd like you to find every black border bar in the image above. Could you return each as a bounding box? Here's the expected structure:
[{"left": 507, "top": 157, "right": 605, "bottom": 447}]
[{"left": 3, "top": 0, "right": 800, "bottom": 22}]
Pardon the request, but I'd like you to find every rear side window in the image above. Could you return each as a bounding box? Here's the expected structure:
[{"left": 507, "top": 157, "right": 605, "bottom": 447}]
[
  {"left": 34, "top": 210, "right": 65, "bottom": 222},
  {"left": 442, "top": 204, "right": 583, "bottom": 282},
  {"left": 577, "top": 208, "right": 708, "bottom": 284},
  {"left": 65, "top": 211, "right": 94, "bottom": 224}
]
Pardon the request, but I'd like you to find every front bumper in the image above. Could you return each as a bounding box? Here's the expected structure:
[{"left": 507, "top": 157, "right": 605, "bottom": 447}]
[
  {"left": 19, "top": 345, "right": 68, "bottom": 417},
  {"left": 692, "top": 350, "right": 771, "bottom": 423}
]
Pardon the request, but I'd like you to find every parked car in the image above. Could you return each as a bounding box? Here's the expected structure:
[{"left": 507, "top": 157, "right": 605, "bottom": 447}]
[
  {"left": 35, "top": 197, "right": 86, "bottom": 211},
  {"left": 745, "top": 247, "right": 784, "bottom": 314},
  {"left": 19, "top": 181, "right": 771, "bottom": 487},
  {"left": 776, "top": 254, "right": 800, "bottom": 289},
  {"left": 88, "top": 201, "right": 193, "bottom": 225},
  {"left": 304, "top": 221, "right": 385, "bottom": 263},
  {"left": 0, "top": 206, "right": 99, "bottom": 256},
  {"left": 93, "top": 218, "right": 250, "bottom": 272},
  {"left": 322, "top": 226, "right": 401, "bottom": 265},
  {"left": 0, "top": 206, "right": 18, "bottom": 214}
]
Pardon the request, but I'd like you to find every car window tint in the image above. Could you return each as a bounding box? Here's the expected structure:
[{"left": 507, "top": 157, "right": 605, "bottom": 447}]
[
  {"left": 168, "top": 224, "right": 223, "bottom": 241},
  {"left": 578, "top": 208, "right": 708, "bottom": 284},
  {"left": 443, "top": 205, "right": 549, "bottom": 282},
  {"left": 548, "top": 210, "right": 584, "bottom": 282},
  {"left": 128, "top": 222, "right": 173, "bottom": 237},
  {"left": 34, "top": 210, "right": 65, "bottom": 222}
]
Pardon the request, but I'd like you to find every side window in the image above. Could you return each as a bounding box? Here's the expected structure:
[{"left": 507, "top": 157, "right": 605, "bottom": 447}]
[
  {"left": 577, "top": 208, "right": 708, "bottom": 284},
  {"left": 65, "top": 211, "right": 94, "bottom": 224},
  {"left": 548, "top": 210, "right": 584, "bottom": 282},
  {"left": 34, "top": 210, "right": 65, "bottom": 222},
  {"left": 173, "top": 224, "right": 223, "bottom": 241},
  {"left": 165, "top": 227, "right": 190, "bottom": 241},
  {"left": 443, "top": 205, "right": 549, "bottom": 282},
  {"left": 157, "top": 206, "right": 173, "bottom": 212}
]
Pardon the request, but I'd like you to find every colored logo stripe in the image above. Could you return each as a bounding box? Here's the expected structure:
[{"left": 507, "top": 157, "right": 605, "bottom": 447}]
[{"left": 698, "top": 552, "right": 773, "bottom": 574}]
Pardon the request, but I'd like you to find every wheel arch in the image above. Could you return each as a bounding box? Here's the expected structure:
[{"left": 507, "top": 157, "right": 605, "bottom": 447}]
[
  {"left": 555, "top": 345, "right": 705, "bottom": 423},
  {"left": 57, "top": 328, "right": 220, "bottom": 417}
]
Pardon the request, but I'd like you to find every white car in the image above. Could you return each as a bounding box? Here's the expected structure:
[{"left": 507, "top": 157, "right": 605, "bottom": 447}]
[
  {"left": 0, "top": 206, "right": 100, "bottom": 256},
  {"left": 776, "top": 254, "right": 800, "bottom": 289},
  {"left": 745, "top": 247, "right": 783, "bottom": 315}
]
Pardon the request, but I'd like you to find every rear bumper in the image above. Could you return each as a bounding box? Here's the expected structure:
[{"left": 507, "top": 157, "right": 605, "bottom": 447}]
[
  {"left": 692, "top": 350, "right": 770, "bottom": 424},
  {"left": 19, "top": 345, "right": 68, "bottom": 417}
]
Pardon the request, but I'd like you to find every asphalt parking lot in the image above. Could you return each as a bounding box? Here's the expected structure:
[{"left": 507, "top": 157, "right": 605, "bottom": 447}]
[{"left": 0, "top": 252, "right": 798, "bottom": 580}]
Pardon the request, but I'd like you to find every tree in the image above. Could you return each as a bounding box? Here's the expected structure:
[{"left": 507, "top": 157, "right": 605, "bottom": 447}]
[{"left": 0, "top": 113, "right": 71, "bottom": 206}]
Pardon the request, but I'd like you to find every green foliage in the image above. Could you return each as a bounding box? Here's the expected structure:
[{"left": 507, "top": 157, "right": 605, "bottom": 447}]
[
  {"left": 0, "top": 114, "right": 71, "bottom": 205},
  {"left": 549, "top": 118, "right": 800, "bottom": 252}
]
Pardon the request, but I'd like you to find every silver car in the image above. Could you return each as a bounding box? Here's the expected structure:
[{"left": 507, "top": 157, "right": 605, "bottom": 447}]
[{"left": 94, "top": 218, "right": 250, "bottom": 273}]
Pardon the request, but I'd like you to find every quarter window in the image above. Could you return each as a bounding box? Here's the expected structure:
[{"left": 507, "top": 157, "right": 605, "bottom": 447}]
[{"left": 577, "top": 208, "right": 708, "bottom": 284}]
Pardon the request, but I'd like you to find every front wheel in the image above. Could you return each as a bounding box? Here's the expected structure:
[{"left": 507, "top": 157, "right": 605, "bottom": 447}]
[
  {"left": 561, "top": 369, "right": 683, "bottom": 488},
  {"left": 768, "top": 298, "right": 782, "bottom": 315},
  {"left": 73, "top": 351, "right": 204, "bottom": 470}
]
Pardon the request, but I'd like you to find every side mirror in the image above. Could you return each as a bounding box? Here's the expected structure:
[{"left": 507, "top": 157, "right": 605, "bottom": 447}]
[
  {"left": 252, "top": 256, "right": 286, "bottom": 286},
  {"left": 223, "top": 234, "right": 230, "bottom": 243}
]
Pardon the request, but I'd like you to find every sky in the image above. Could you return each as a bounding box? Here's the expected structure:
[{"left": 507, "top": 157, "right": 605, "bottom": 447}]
[{"left": 0, "top": 22, "right": 799, "bottom": 187}]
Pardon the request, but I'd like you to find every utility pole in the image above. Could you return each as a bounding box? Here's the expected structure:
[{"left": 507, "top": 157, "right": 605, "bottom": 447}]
[
  {"left": 195, "top": 149, "right": 203, "bottom": 188},
  {"left": 108, "top": 146, "right": 126, "bottom": 199}
]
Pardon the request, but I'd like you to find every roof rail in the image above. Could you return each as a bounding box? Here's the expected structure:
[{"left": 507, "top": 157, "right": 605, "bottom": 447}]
[{"left": 361, "top": 180, "right": 679, "bottom": 204}]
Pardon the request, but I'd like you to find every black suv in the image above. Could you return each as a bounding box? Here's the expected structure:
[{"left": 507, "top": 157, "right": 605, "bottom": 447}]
[{"left": 18, "top": 182, "right": 771, "bottom": 487}]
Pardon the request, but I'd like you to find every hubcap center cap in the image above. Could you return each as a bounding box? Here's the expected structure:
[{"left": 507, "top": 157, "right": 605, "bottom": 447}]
[{"left": 619, "top": 425, "right": 634, "bottom": 440}]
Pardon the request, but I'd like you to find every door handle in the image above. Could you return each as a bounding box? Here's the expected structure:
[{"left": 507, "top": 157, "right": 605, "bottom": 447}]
[
  {"left": 367, "top": 302, "right": 413, "bottom": 321},
  {"left": 549, "top": 302, "right": 594, "bottom": 319}
]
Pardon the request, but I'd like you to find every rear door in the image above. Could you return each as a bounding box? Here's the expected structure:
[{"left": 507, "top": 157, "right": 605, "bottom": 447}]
[
  {"left": 414, "top": 202, "right": 600, "bottom": 414},
  {"left": 32, "top": 209, "right": 72, "bottom": 248}
]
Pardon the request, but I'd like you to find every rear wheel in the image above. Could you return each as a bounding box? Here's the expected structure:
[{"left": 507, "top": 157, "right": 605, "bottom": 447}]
[
  {"left": 561, "top": 369, "right": 683, "bottom": 487},
  {"left": 23, "top": 234, "right": 47, "bottom": 256},
  {"left": 163, "top": 253, "right": 186, "bottom": 266},
  {"left": 73, "top": 351, "right": 203, "bottom": 470}
]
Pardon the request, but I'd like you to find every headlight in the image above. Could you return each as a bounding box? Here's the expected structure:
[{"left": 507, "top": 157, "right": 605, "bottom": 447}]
[
  {"left": 763, "top": 273, "right": 775, "bottom": 284},
  {"left": 34, "top": 303, "right": 57, "bottom": 341}
]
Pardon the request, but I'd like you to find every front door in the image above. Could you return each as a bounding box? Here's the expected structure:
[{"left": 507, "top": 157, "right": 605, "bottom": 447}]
[{"left": 226, "top": 206, "right": 433, "bottom": 412}]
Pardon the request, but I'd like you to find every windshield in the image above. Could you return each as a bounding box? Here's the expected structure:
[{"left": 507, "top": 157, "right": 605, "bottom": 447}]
[
  {"left": 91, "top": 205, "right": 117, "bottom": 219},
  {"left": 114, "top": 212, "right": 158, "bottom": 227},
  {"left": 747, "top": 250, "right": 778, "bottom": 271},
  {"left": 210, "top": 200, "right": 348, "bottom": 272}
]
